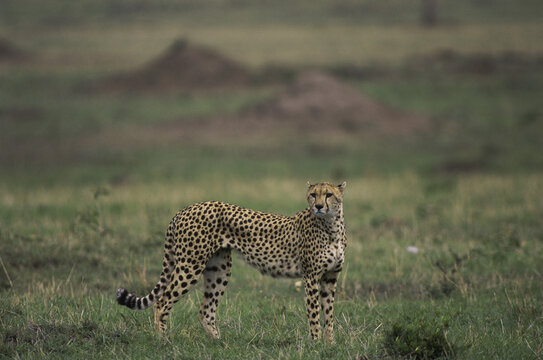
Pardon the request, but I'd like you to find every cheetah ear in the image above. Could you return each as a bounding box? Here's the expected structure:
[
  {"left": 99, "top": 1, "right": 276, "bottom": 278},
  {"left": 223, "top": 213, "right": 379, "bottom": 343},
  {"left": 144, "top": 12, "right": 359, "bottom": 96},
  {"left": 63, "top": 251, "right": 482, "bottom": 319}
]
[
  {"left": 306, "top": 181, "right": 312, "bottom": 189},
  {"left": 337, "top": 181, "right": 346, "bottom": 194}
]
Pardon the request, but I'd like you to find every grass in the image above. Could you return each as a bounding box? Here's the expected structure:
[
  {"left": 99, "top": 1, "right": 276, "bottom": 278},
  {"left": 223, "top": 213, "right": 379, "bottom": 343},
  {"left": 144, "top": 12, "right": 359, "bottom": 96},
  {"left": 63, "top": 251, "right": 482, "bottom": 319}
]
[
  {"left": 2, "top": 0, "right": 543, "bottom": 28},
  {"left": 1, "top": 176, "right": 542, "bottom": 358},
  {"left": 1, "top": 1, "right": 543, "bottom": 358},
  {"left": 4, "top": 22, "right": 543, "bottom": 70}
]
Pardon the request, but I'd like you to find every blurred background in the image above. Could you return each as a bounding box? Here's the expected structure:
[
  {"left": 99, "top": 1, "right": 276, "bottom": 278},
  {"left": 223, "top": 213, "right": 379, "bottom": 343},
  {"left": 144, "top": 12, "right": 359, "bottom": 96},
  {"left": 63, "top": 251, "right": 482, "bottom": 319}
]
[
  {"left": 1, "top": 0, "right": 542, "bottom": 185},
  {"left": 1, "top": 1, "right": 543, "bottom": 358}
]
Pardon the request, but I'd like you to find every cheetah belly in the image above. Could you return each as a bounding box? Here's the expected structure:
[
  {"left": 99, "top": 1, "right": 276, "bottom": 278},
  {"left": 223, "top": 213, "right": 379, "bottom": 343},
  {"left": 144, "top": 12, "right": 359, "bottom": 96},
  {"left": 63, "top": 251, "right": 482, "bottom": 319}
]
[
  {"left": 222, "top": 214, "right": 303, "bottom": 278},
  {"left": 325, "top": 241, "right": 345, "bottom": 272},
  {"left": 234, "top": 248, "right": 302, "bottom": 278}
]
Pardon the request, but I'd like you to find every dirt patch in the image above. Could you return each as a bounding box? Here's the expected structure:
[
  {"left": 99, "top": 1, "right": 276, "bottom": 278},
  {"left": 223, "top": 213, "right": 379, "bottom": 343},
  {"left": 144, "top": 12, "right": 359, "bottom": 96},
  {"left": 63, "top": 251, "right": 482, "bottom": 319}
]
[
  {"left": 407, "top": 49, "right": 497, "bottom": 75},
  {"left": 0, "top": 107, "right": 42, "bottom": 122},
  {"left": 3, "top": 72, "right": 431, "bottom": 164},
  {"left": 152, "top": 71, "right": 430, "bottom": 141},
  {"left": 433, "top": 158, "right": 486, "bottom": 174},
  {"left": 96, "top": 39, "right": 251, "bottom": 93},
  {"left": 0, "top": 38, "right": 30, "bottom": 62},
  {"left": 76, "top": 71, "right": 431, "bottom": 153},
  {"left": 405, "top": 49, "right": 543, "bottom": 75},
  {"left": 327, "top": 50, "right": 543, "bottom": 80},
  {"left": 237, "top": 71, "right": 429, "bottom": 136}
]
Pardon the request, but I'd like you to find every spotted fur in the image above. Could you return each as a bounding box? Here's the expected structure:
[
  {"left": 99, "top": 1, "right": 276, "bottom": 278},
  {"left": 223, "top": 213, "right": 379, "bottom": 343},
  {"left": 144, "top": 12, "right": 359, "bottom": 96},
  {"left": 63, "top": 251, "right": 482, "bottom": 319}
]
[{"left": 116, "top": 181, "right": 347, "bottom": 343}]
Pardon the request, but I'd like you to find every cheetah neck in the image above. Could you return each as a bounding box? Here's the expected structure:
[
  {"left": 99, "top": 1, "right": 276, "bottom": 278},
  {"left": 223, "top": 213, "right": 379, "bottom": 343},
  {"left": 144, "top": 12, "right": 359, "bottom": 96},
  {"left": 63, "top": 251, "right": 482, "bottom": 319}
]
[{"left": 308, "top": 207, "right": 345, "bottom": 244}]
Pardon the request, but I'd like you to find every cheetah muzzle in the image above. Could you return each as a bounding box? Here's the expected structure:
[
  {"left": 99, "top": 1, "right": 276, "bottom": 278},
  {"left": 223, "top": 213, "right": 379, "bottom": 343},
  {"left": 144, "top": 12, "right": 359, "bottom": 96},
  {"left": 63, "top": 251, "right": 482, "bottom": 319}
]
[{"left": 116, "top": 181, "right": 347, "bottom": 343}]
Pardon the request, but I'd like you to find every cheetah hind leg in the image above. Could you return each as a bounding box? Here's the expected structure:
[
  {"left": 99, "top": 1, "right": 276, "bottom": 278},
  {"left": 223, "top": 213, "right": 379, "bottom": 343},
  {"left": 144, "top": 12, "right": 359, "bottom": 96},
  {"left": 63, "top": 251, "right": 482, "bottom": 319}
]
[
  {"left": 154, "top": 300, "right": 166, "bottom": 334},
  {"left": 198, "top": 248, "right": 232, "bottom": 339},
  {"left": 153, "top": 261, "right": 207, "bottom": 335}
]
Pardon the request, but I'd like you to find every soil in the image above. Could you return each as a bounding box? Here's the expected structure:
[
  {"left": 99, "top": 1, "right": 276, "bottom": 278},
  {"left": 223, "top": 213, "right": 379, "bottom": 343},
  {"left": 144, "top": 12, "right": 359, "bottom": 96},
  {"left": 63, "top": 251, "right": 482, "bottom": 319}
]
[
  {"left": 0, "top": 38, "right": 29, "bottom": 62},
  {"left": 119, "top": 71, "right": 430, "bottom": 145},
  {"left": 237, "top": 71, "right": 429, "bottom": 136},
  {"left": 3, "top": 71, "right": 432, "bottom": 164},
  {"left": 327, "top": 50, "right": 543, "bottom": 81},
  {"left": 405, "top": 49, "right": 543, "bottom": 75},
  {"left": 98, "top": 39, "right": 251, "bottom": 93}
]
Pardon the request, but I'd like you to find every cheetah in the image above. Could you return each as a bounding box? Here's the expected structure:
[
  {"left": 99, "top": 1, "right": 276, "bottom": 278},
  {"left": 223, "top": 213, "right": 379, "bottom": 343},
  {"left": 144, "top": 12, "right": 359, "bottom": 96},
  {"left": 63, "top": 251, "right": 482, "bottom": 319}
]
[{"left": 116, "top": 181, "right": 346, "bottom": 343}]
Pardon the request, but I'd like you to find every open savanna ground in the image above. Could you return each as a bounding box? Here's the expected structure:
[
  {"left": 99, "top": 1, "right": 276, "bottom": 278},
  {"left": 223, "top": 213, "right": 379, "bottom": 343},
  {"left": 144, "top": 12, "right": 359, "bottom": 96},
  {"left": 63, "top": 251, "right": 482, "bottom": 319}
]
[
  {"left": 2, "top": 175, "right": 542, "bottom": 359},
  {"left": 1, "top": 0, "right": 543, "bottom": 358}
]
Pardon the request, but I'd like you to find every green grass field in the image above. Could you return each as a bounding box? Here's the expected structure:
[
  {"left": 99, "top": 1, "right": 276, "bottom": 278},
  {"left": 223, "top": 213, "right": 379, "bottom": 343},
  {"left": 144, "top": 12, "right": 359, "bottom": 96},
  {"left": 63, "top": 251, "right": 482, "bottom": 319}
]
[{"left": 1, "top": 1, "right": 543, "bottom": 359}]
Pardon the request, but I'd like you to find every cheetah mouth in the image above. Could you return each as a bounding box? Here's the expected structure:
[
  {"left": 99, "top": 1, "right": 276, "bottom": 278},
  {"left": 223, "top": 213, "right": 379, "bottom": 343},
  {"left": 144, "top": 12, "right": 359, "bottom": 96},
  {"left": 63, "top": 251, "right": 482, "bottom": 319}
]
[{"left": 313, "top": 208, "right": 329, "bottom": 217}]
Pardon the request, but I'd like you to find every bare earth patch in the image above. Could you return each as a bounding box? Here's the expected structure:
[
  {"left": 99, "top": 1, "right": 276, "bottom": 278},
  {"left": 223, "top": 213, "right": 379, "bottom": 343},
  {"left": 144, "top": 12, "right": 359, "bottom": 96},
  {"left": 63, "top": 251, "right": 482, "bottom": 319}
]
[
  {"left": 0, "top": 37, "right": 30, "bottom": 63},
  {"left": 95, "top": 39, "right": 251, "bottom": 93},
  {"left": 142, "top": 71, "right": 430, "bottom": 144},
  {"left": 40, "top": 71, "right": 431, "bottom": 160},
  {"left": 2, "top": 71, "right": 430, "bottom": 164},
  {"left": 239, "top": 71, "right": 428, "bottom": 135}
]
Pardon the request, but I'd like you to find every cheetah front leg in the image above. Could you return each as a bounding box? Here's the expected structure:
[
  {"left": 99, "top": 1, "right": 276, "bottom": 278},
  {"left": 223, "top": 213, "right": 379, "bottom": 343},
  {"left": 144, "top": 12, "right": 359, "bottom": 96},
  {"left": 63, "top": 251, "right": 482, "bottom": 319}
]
[
  {"left": 198, "top": 248, "right": 232, "bottom": 339},
  {"left": 320, "top": 270, "right": 340, "bottom": 344},
  {"left": 303, "top": 274, "right": 322, "bottom": 340}
]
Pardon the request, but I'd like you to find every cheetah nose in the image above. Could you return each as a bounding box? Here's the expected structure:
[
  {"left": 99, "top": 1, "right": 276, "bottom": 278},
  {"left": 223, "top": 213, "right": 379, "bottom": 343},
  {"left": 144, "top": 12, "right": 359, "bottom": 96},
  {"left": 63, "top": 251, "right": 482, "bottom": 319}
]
[{"left": 315, "top": 204, "right": 324, "bottom": 210}]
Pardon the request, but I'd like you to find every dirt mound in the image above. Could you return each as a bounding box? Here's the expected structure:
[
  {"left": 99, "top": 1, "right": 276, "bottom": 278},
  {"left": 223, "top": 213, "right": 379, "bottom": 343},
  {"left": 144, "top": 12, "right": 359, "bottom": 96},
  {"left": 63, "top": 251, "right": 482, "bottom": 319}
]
[
  {"left": 0, "top": 38, "right": 29, "bottom": 62},
  {"left": 78, "top": 71, "right": 429, "bottom": 150},
  {"left": 100, "top": 39, "right": 251, "bottom": 93},
  {"left": 243, "top": 71, "right": 428, "bottom": 135}
]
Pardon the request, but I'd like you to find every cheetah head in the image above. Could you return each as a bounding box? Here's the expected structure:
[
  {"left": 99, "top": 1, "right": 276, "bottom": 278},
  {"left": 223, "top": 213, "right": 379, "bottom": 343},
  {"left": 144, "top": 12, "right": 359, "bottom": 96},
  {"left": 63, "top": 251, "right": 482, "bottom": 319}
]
[{"left": 306, "top": 181, "right": 346, "bottom": 218}]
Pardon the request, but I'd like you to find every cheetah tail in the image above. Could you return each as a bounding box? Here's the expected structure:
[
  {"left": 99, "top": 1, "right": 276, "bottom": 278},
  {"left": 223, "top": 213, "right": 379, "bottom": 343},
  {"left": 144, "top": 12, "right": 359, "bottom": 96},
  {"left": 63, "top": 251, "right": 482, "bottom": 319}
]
[
  {"left": 116, "top": 229, "right": 175, "bottom": 310},
  {"left": 116, "top": 281, "right": 162, "bottom": 310},
  {"left": 116, "top": 261, "right": 171, "bottom": 310}
]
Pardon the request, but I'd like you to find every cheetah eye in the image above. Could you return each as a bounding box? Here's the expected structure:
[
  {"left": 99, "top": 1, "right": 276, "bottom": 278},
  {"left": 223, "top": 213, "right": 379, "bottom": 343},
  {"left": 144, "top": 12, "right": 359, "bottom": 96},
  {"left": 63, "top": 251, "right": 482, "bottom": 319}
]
[
  {"left": 310, "top": 192, "right": 316, "bottom": 198},
  {"left": 326, "top": 193, "right": 333, "bottom": 198}
]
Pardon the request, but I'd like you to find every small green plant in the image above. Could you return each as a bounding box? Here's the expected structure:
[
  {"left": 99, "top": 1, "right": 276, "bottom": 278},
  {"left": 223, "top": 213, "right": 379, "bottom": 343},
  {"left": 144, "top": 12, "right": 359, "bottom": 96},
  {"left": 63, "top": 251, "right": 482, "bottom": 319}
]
[
  {"left": 72, "top": 186, "right": 111, "bottom": 235},
  {"left": 429, "top": 251, "right": 468, "bottom": 298},
  {"left": 383, "top": 310, "right": 456, "bottom": 359}
]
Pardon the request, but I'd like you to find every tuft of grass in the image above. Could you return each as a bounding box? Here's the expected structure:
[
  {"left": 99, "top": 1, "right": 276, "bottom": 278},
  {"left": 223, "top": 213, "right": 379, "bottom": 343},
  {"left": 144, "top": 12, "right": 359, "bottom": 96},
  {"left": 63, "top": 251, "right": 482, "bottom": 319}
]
[{"left": 383, "top": 308, "right": 458, "bottom": 359}]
